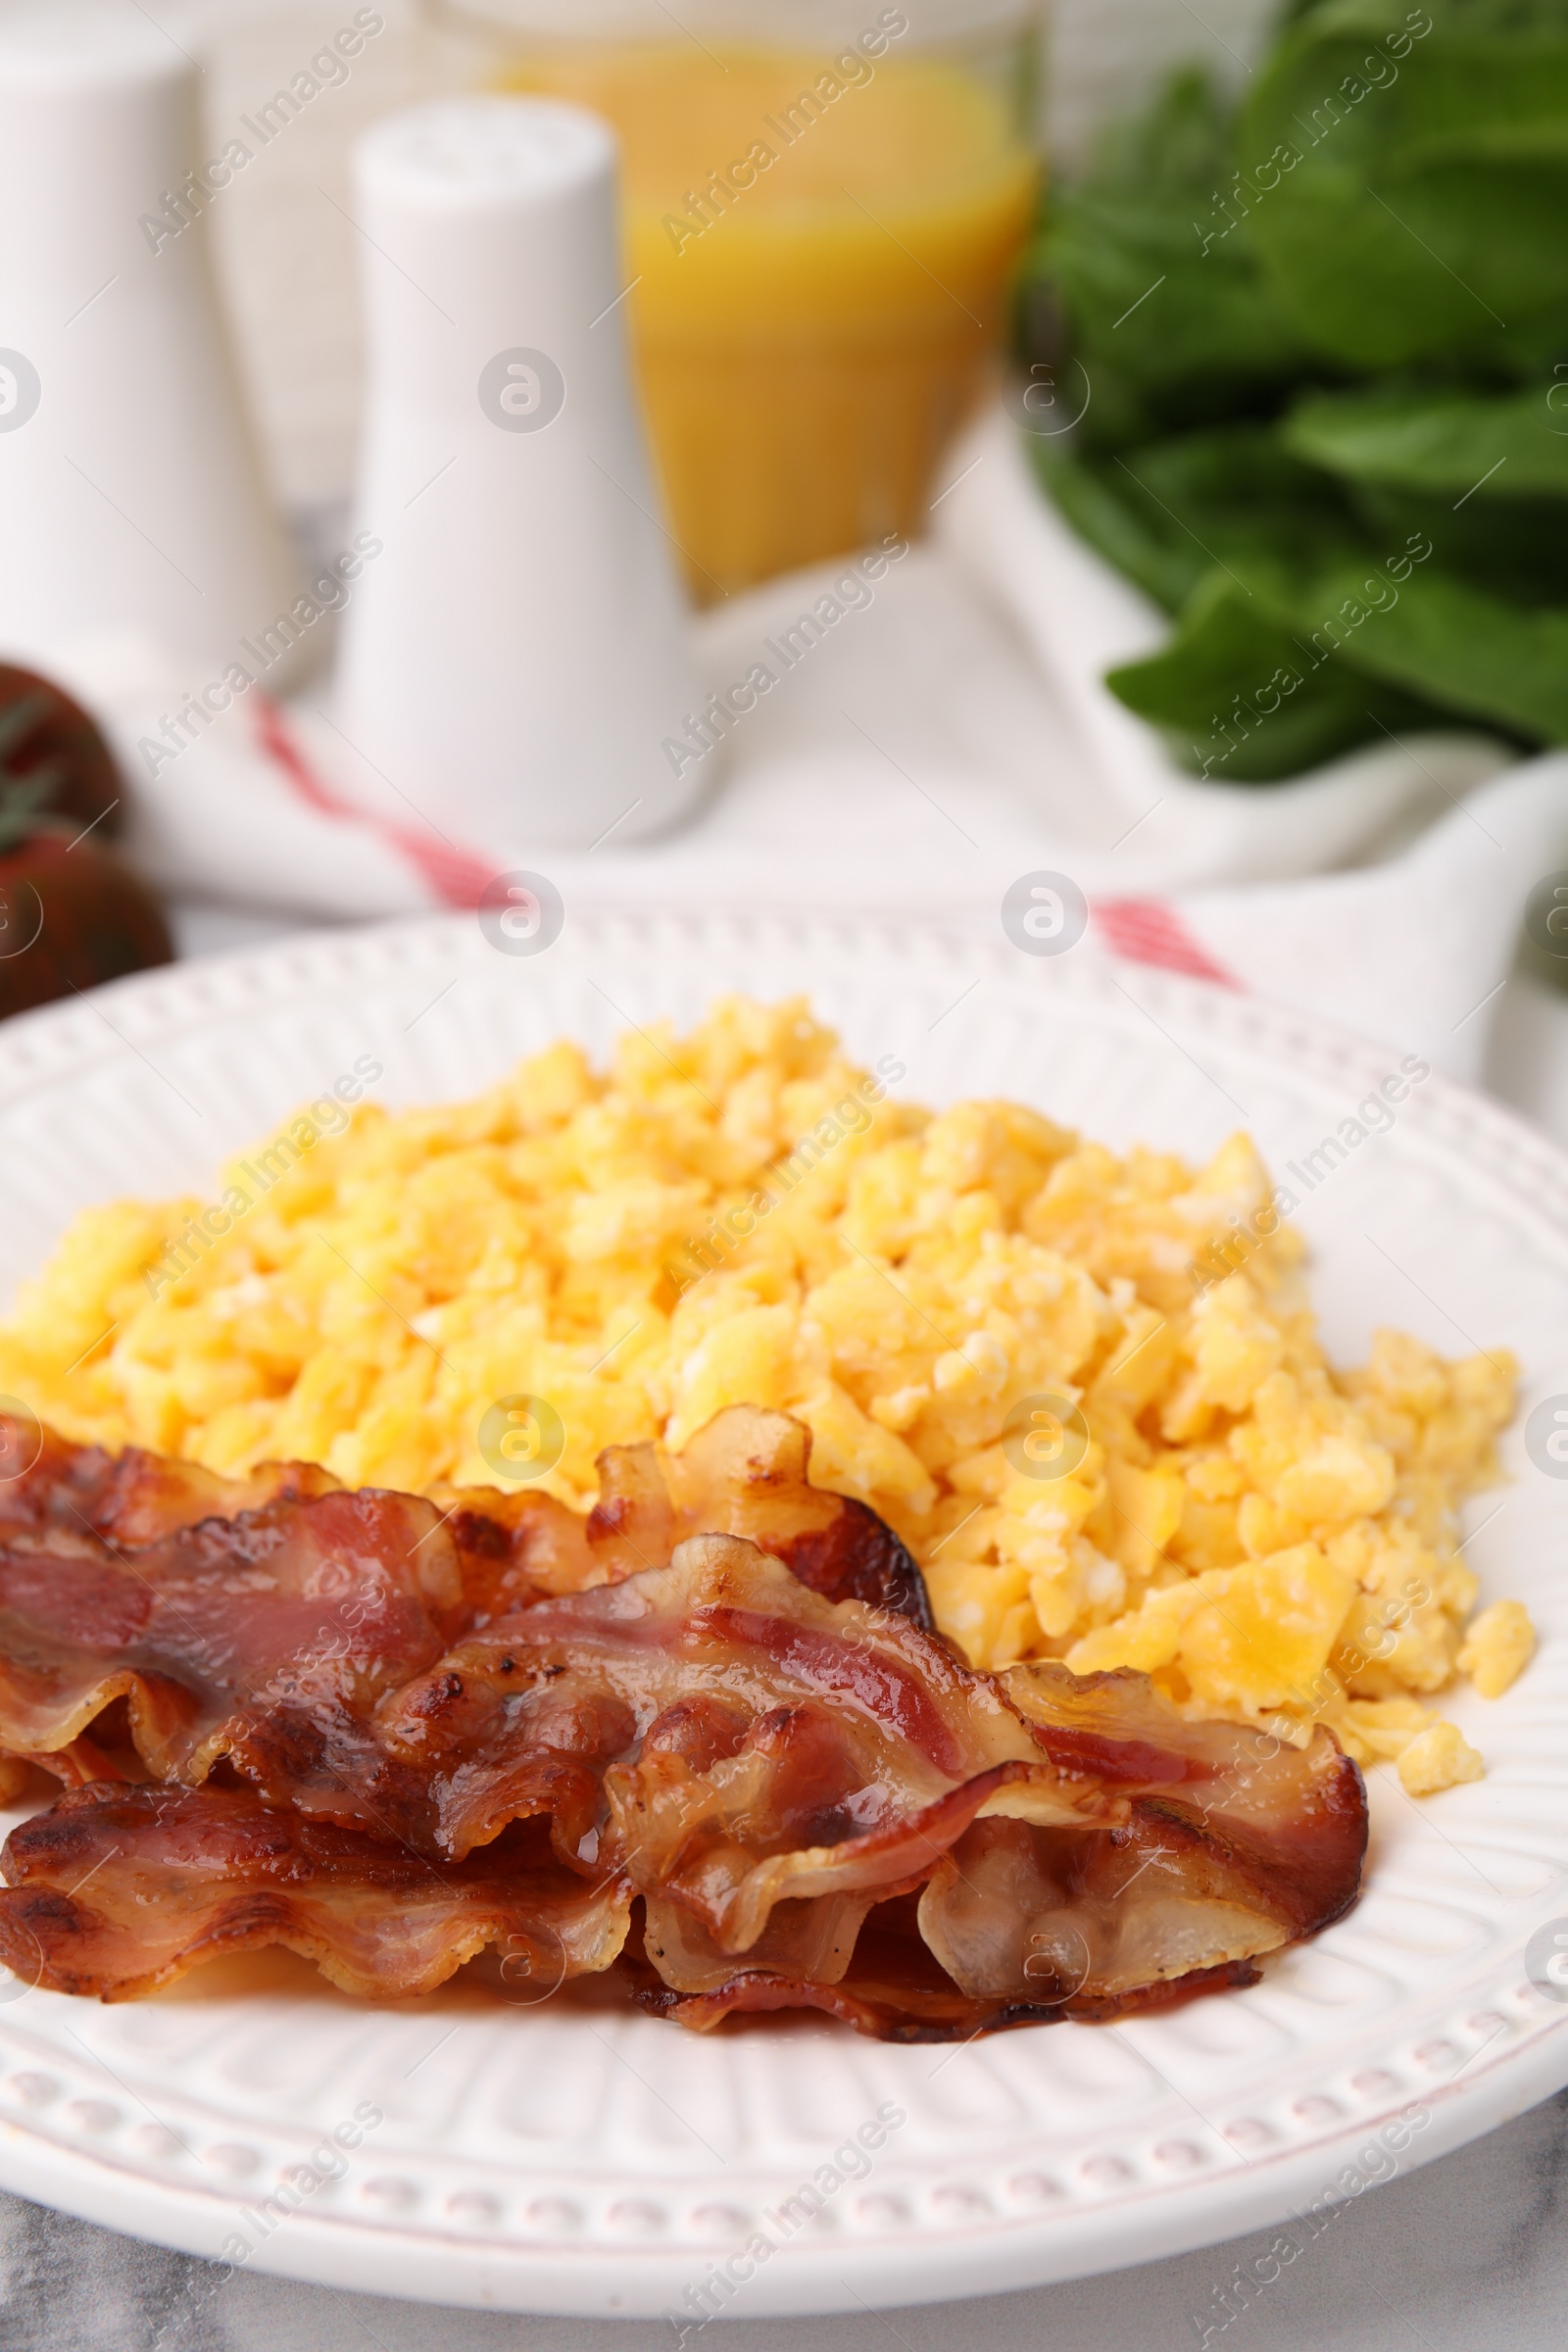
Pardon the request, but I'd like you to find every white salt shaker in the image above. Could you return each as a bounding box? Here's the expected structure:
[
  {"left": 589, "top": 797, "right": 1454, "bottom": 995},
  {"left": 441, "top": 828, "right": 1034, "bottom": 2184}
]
[
  {"left": 331, "top": 96, "right": 707, "bottom": 851},
  {"left": 0, "top": 0, "right": 299, "bottom": 674}
]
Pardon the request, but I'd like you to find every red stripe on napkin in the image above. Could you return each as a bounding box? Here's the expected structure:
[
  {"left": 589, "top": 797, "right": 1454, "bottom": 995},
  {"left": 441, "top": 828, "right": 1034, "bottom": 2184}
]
[
  {"left": 252, "top": 696, "right": 500, "bottom": 910},
  {"left": 1094, "top": 898, "right": 1240, "bottom": 989}
]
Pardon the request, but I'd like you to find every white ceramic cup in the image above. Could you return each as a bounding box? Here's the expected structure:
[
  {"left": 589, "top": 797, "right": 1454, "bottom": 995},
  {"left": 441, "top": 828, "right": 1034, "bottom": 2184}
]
[
  {"left": 0, "top": 0, "right": 300, "bottom": 677},
  {"left": 331, "top": 95, "right": 708, "bottom": 852}
]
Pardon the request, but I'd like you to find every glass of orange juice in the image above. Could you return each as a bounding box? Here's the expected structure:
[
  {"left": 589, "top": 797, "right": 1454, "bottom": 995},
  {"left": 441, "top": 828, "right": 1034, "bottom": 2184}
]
[{"left": 423, "top": 1, "right": 1044, "bottom": 601}]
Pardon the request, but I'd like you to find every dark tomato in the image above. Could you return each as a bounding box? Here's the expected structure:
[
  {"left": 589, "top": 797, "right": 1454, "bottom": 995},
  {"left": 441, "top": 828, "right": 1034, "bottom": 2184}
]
[
  {"left": 0, "top": 663, "right": 122, "bottom": 840},
  {"left": 0, "top": 832, "right": 172, "bottom": 1020}
]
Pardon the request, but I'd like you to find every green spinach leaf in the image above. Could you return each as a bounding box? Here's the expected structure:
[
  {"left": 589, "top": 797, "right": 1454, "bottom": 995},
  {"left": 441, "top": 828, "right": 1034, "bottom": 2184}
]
[
  {"left": 1105, "top": 571, "right": 1455, "bottom": 778},
  {"left": 1024, "top": 72, "right": 1317, "bottom": 451},
  {"left": 1015, "top": 4, "right": 1568, "bottom": 779},
  {"left": 1241, "top": 1, "right": 1568, "bottom": 373},
  {"left": 1284, "top": 379, "right": 1568, "bottom": 596}
]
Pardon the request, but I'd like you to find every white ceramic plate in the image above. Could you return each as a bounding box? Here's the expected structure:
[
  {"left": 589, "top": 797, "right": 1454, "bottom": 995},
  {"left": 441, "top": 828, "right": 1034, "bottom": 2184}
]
[{"left": 0, "top": 910, "right": 1565, "bottom": 2322}]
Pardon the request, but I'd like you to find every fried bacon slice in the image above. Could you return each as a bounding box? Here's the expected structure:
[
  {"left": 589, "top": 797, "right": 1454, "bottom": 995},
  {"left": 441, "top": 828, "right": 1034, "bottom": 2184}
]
[
  {"left": 582, "top": 1407, "right": 931, "bottom": 1625},
  {"left": 0, "top": 1783, "right": 628, "bottom": 2002},
  {"left": 0, "top": 1483, "right": 466, "bottom": 1821},
  {"left": 591, "top": 1596, "right": 1365, "bottom": 2032},
  {"left": 626, "top": 1890, "right": 1269, "bottom": 2041},
  {"left": 0, "top": 1410, "right": 1365, "bottom": 2033},
  {"left": 0, "top": 1405, "right": 932, "bottom": 1817},
  {"left": 0, "top": 1417, "right": 343, "bottom": 1549},
  {"left": 372, "top": 1537, "right": 1099, "bottom": 1873},
  {"left": 425, "top": 1404, "right": 931, "bottom": 1625},
  {"left": 0, "top": 1536, "right": 1365, "bottom": 2028}
]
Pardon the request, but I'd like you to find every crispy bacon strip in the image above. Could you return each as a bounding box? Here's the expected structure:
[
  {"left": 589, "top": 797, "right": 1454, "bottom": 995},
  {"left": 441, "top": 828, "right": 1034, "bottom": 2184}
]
[
  {"left": 0, "top": 1784, "right": 628, "bottom": 2002},
  {"left": 0, "top": 1415, "right": 1364, "bottom": 2033},
  {"left": 0, "top": 1408, "right": 932, "bottom": 1819},
  {"left": 0, "top": 1534, "right": 1362, "bottom": 2025},
  {"left": 1001, "top": 1660, "right": 1369, "bottom": 1941},
  {"left": 622, "top": 1673, "right": 1364, "bottom": 2036},
  {"left": 370, "top": 1537, "right": 1097, "bottom": 1877},
  {"left": 0, "top": 1412, "right": 461, "bottom": 1802},
  {"left": 626, "top": 1890, "right": 1269, "bottom": 2041},
  {"left": 0, "top": 1404, "right": 926, "bottom": 1614},
  {"left": 466, "top": 1543, "right": 1355, "bottom": 2015},
  {"left": 0, "top": 1418, "right": 344, "bottom": 1547},
  {"left": 425, "top": 1405, "right": 931, "bottom": 1623},
  {"left": 584, "top": 1407, "right": 931, "bottom": 1625},
  {"left": 0, "top": 1484, "right": 465, "bottom": 1827}
]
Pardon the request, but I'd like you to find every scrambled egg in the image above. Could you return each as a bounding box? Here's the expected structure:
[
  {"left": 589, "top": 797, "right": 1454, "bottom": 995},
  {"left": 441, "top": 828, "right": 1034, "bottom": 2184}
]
[{"left": 0, "top": 997, "right": 1530, "bottom": 1788}]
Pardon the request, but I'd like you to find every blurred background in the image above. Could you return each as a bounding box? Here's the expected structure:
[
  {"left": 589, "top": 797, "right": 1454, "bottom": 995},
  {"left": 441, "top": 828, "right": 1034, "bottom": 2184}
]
[
  {"left": 3, "top": 0, "right": 1565, "bottom": 1130},
  {"left": 192, "top": 0, "right": 1270, "bottom": 566}
]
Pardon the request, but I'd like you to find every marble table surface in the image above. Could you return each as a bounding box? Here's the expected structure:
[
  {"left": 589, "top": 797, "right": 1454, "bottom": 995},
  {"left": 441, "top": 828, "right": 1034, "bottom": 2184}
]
[{"left": 3, "top": 908, "right": 1566, "bottom": 2350}]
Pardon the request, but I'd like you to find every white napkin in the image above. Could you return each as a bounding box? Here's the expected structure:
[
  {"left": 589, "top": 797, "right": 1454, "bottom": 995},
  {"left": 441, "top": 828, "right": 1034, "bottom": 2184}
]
[{"left": 33, "top": 403, "right": 1568, "bottom": 1084}]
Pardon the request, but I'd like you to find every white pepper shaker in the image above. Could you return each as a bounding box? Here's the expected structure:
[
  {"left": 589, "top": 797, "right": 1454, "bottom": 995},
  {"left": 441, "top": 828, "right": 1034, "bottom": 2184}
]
[
  {"left": 331, "top": 95, "right": 707, "bottom": 851},
  {"left": 0, "top": 0, "right": 299, "bottom": 674}
]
